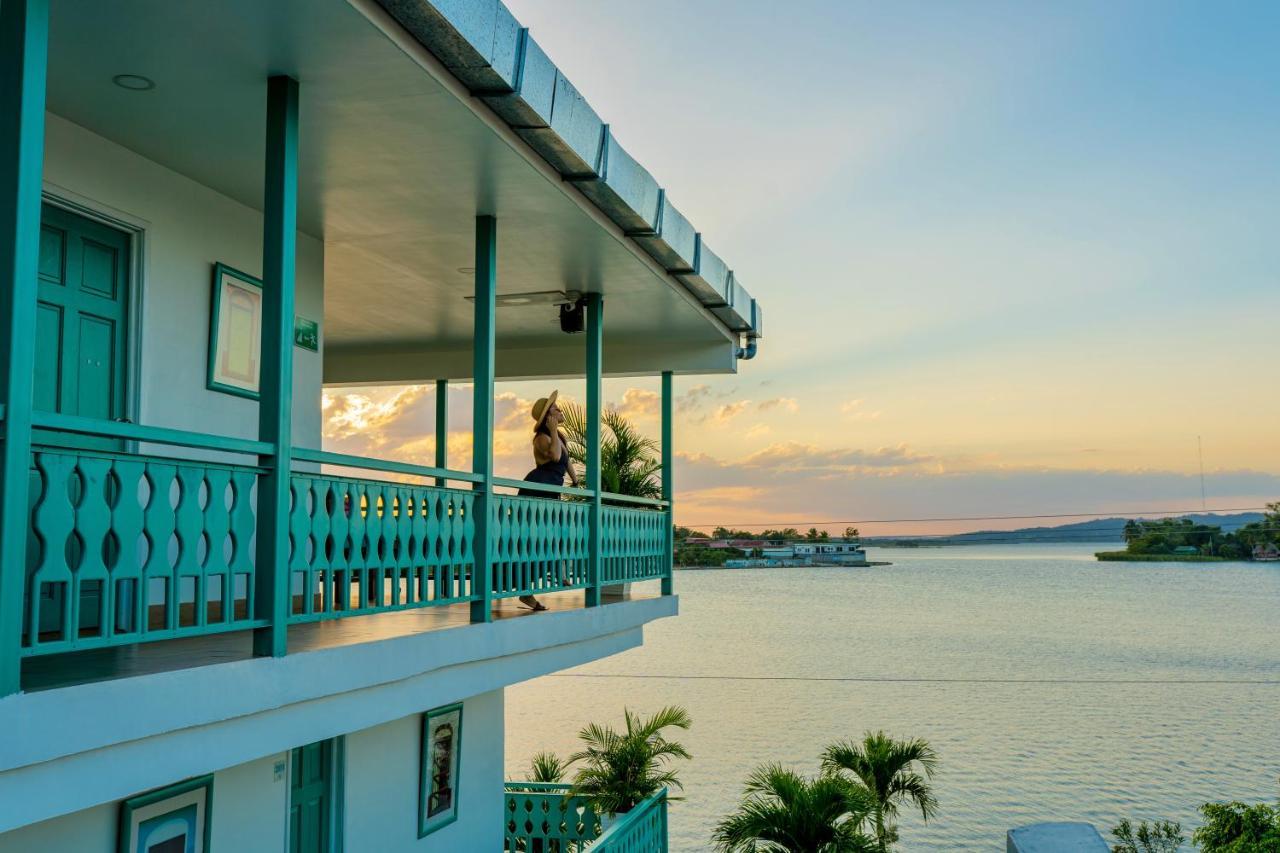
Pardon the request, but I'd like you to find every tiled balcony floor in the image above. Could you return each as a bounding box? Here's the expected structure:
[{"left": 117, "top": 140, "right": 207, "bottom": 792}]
[{"left": 21, "top": 588, "right": 659, "bottom": 693}]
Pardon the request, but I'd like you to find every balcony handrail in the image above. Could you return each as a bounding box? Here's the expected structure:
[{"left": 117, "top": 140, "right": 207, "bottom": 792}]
[
  {"left": 592, "top": 787, "right": 668, "bottom": 850},
  {"left": 600, "top": 492, "right": 668, "bottom": 508},
  {"left": 292, "top": 446, "right": 483, "bottom": 484},
  {"left": 30, "top": 410, "right": 273, "bottom": 456},
  {"left": 491, "top": 476, "right": 594, "bottom": 499}
]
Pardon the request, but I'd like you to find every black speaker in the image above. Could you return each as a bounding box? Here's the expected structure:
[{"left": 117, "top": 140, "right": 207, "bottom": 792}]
[{"left": 559, "top": 297, "right": 586, "bottom": 334}]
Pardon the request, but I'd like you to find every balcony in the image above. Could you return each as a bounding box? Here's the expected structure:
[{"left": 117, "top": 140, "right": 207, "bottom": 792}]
[
  {"left": 504, "top": 783, "right": 669, "bottom": 853},
  {"left": 16, "top": 412, "right": 672, "bottom": 690}
]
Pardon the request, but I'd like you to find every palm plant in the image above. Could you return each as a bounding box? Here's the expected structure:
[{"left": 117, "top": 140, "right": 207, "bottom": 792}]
[
  {"left": 526, "top": 751, "right": 569, "bottom": 784},
  {"left": 559, "top": 402, "right": 662, "bottom": 499},
  {"left": 821, "top": 732, "right": 938, "bottom": 851},
  {"left": 567, "top": 705, "right": 691, "bottom": 816},
  {"left": 713, "top": 764, "right": 878, "bottom": 852}
]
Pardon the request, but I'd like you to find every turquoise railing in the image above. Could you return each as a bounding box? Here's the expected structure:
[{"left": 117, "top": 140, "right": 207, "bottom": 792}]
[
  {"left": 492, "top": 491, "right": 591, "bottom": 599},
  {"left": 19, "top": 426, "right": 672, "bottom": 658},
  {"left": 502, "top": 784, "right": 668, "bottom": 853},
  {"left": 286, "top": 474, "right": 476, "bottom": 622},
  {"left": 503, "top": 783, "right": 600, "bottom": 852},
  {"left": 592, "top": 789, "right": 669, "bottom": 853},
  {"left": 601, "top": 505, "right": 668, "bottom": 586},
  {"left": 23, "top": 445, "right": 265, "bottom": 655}
]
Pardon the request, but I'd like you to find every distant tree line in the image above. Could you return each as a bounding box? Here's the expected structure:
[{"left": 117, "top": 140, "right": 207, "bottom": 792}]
[
  {"left": 1120, "top": 502, "right": 1280, "bottom": 560},
  {"left": 674, "top": 526, "right": 860, "bottom": 542}
]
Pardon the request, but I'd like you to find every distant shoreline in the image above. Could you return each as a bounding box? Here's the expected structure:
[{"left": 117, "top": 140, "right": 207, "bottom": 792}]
[{"left": 1094, "top": 551, "right": 1232, "bottom": 563}]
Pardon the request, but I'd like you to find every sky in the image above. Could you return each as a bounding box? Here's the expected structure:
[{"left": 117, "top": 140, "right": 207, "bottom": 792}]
[{"left": 326, "top": 1, "right": 1280, "bottom": 535}]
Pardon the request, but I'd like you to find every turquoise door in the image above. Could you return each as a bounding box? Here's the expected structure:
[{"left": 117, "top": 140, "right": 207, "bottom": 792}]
[
  {"left": 31, "top": 204, "right": 132, "bottom": 637},
  {"left": 34, "top": 203, "right": 130, "bottom": 440},
  {"left": 290, "top": 739, "right": 339, "bottom": 853}
]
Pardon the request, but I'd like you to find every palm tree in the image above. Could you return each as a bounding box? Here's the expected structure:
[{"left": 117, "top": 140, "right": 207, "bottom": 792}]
[
  {"left": 822, "top": 733, "right": 938, "bottom": 851},
  {"left": 567, "top": 705, "right": 691, "bottom": 816},
  {"left": 713, "top": 764, "right": 878, "bottom": 852},
  {"left": 526, "top": 751, "right": 569, "bottom": 783},
  {"left": 559, "top": 402, "right": 662, "bottom": 499}
]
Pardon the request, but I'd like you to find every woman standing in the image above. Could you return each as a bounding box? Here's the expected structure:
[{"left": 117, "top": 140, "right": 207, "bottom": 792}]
[{"left": 517, "top": 391, "right": 580, "bottom": 610}]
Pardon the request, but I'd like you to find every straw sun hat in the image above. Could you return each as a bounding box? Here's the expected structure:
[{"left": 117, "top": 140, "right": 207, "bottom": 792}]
[{"left": 530, "top": 390, "right": 559, "bottom": 430}]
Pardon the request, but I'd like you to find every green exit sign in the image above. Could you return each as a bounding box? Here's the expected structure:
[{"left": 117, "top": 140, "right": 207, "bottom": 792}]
[{"left": 294, "top": 316, "right": 319, "bottom": 351}]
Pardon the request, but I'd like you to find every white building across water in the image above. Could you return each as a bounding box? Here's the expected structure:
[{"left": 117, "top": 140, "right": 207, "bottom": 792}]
[{"left": 0, "top": 1, "right": 765, "bottom": 850}]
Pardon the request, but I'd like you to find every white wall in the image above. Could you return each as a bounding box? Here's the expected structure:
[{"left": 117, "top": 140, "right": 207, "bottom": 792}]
[
  {"left": 0, "top": 693, "right": 503, "bottom": 853},
  {"left": 41, "top": 112, "right": 324, "bottom": 448},
  {"left": 0, "top": 754, "right": 287, "bottom": 853},
  {"left": 345, "top": 689, "right": 505, "bottom": 853}
]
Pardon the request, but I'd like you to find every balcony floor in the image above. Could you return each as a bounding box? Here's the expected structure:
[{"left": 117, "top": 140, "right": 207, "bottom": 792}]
[{"left": 21, "top": 589, "right": 658, "bottom": 693}]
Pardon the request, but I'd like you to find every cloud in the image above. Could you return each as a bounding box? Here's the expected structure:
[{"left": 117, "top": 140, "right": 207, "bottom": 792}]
[
  {"left": 615, "top": 388, "right": 659, "bottom": 420},
  {"left": 758, "top": 397, "right": 799, "bottom": 413},
  {"left": 840, "top": 398, "right": 882, "bottom": 421},
  {"left": 741, "top": 441, "right": 931, "bottom": 472},
  {"left": 677, "top": 384, "right": 712, "bottom": 414},
  {"left": 714, "top": 400, "right": 752, "bottom": 423},
  {"left": 745, "top": 423, "right": 772, "bottom": 439}
]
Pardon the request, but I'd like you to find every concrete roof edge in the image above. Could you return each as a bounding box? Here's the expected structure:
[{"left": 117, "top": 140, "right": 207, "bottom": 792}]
[{"left": 366, "top": 0, "right": 762, "bottom": 347}]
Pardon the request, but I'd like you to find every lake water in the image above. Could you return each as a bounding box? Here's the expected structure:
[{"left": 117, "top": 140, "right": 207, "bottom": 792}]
[{"left": 505, "top": 543, "right": 1280, "bottom": 850}]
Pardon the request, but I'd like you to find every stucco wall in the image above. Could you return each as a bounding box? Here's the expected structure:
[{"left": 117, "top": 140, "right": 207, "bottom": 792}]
[
  {"left": 0, "top": 691, "right": 503, "bottom": 852},
  {"left": 345, "top": 689, "right": 505, "bottom": 852},
  {"left": 0, "top": 754, "right": 287, "bottom": 852},
  {"left": 40, "top": 111, "right": 324, "bottom": 448}
]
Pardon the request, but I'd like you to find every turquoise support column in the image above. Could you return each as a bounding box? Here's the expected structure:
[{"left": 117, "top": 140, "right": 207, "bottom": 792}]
[
  {"left": 0, "top": 0, "right": 48, "bottom": 695},
  {"left": 253, "top": 75, "right": 299, "bottom": 658},
  {"left": 661, "top": 371, "right": 674, "bottom": 596},
  {"left": 434, "top": 378, "right": 448, "bottom": 487},
  {"left": 470, "top": 217, "right": 496, "bottom": 623},
  {"left": 585, "top": 294, "right": 604, "bottom": 608}
]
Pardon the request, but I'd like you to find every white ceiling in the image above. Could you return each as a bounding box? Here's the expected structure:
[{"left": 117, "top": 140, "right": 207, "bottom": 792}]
[{"left": 44, "top": 0, "right": 737, "bottom": 379}]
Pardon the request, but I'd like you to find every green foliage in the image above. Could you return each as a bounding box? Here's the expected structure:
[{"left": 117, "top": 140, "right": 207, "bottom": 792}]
[
  {"left": 1192, "top": 797, "right": 1280, "bottom": 852},
  {"left": 675, "top": 526, "right": 710, "bottom": 540},
  {"left": 713, "top": 764, "right": 878, "bottom": 852},
  {"left": 1111, "top": 818, "right": 1184, "bottom": 852},
  {"left": 1119, "top": 506, "right": 1280, "bottom": 560},
  {"left": 674, "top": 545, "right": 744, "bottom": 567},
  {"left": 845, "top": 527, "right": 861, "bottom": 540},
  {"left": 526, "top": 751, "right": 569, "bottom": 783},
  {"left": 559, "top": 402, "right": 662, "bottom": 499},
  {"left": 567, "top": 705, "right": 692, "bottom": 816},
  {"left": 806, "top": 527, "right": 831, "bottom": 540},
  {"left": 822, "top": 732, "right": 939, "bottom": 851}
]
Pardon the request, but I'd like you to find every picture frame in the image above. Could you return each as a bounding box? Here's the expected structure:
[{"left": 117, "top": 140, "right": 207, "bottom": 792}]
[
  {"left": 418, "top": 703, "right": 463, "bottom": 837},
  {"left": 207, "top": 262, "right": 263, "bottom": 399},
  {"left": 117, "top": 775, "right": 214, "bottom": 853}
]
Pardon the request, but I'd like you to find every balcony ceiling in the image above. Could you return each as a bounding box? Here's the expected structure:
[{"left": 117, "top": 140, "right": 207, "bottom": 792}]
[{"left": 44, "top": 0, "right": 740, "bottom": 380}]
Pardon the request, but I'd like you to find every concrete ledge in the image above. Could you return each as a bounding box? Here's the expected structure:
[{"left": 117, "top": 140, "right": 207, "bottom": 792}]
[
  {"left": 0, "top": 596, "right": 677, "bottom": 778},
  {"left": 1008, "top": 822, "right": 1109, "bottom": 852}
]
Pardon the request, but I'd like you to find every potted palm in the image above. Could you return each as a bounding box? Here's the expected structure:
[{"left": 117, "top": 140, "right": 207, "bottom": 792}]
[{"left": 567, "top": 705, "right": 691, "bottom": 830}]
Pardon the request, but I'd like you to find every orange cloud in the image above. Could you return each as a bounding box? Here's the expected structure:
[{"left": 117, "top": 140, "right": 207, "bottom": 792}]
[{"left": 758, "top": 397, "right": 799, "bottom": 413}]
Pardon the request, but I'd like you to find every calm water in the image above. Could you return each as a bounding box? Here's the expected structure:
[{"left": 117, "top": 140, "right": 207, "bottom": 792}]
[{"left": 506, "top": 544, "right": 1280, "bottom": 850}]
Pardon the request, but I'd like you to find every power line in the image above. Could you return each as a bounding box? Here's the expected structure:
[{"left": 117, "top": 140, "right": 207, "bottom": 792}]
[
  {"left": 549, "top": 673, "right": 1280, "bottom": 686},
  {"left": 680, "top": 506, "right": 1272, "bottom": 528}
]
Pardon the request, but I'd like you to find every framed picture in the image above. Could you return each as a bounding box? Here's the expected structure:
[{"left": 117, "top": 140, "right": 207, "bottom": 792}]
[
  {"left": 418, "top": 703, "right": 463, "bottom": 837},
  {"left": 118, "top": 775, "right": 213, "bottom": 853},
  {"left": 207, "top": 262, "right": 263, "bottom": 399}
]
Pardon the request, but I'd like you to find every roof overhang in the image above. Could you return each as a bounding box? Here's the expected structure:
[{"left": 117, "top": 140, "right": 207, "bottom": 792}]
[{"left": 43, "top": 0, "right": 764, "bottom": 381}]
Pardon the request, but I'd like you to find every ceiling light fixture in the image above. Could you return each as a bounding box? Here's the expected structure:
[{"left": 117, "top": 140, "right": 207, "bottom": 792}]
[
  {"left": 464, "top": 289, "right": 581, "bottom": 308},
  {"left": 112, "top": 74, "right": 155, "bottom": 91}
]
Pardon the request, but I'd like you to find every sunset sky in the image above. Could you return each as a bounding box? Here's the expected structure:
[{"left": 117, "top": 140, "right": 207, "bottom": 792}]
[{"left": 326, "top": 1, "right": 1280, "bottom": 534}]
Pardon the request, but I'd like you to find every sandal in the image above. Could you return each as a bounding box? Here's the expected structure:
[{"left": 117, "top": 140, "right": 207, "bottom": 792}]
[{"left": 518, "top": 595, "right": 548, "bottom": 612}]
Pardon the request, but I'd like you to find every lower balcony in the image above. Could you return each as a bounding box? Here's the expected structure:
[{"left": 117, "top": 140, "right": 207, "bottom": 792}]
[
  {"left": 504, "top": 783, "right": 669, "bottom": 853},
  {"left": 16, "top": 414, "right": 672, "bottom": 690}
]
